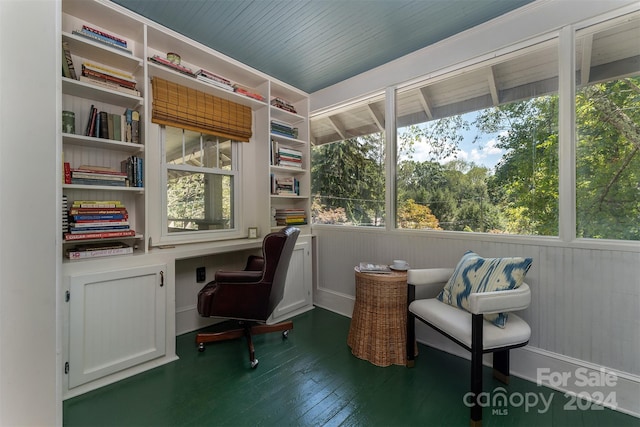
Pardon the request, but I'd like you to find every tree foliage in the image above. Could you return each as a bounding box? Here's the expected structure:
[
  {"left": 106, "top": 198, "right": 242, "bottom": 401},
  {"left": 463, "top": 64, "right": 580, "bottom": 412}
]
[{"left": 311, "top": 77, "right": 639, "bottom": 241}]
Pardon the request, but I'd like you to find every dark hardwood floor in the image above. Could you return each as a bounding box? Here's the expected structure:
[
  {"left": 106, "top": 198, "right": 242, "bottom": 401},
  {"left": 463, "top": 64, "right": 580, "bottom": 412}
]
[{"left": 64, "top": 307, "right": 638, "bottom": 426}]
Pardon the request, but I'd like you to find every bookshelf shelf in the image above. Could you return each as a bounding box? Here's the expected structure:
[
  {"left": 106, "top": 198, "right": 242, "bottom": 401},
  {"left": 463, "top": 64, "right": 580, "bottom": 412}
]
[
  {"left": 62, "top": 31, "right": 143, "bottom": 71},
  {"left": 270, "top": 133, "right": 307, "bottom": 147},
  {"left": 62, "top": 77, "right": 142, "bottom": 108},
  {"left": 148, "top": 63, "right": 268, "bottom": 109},
  {"left": 63, "top": 184, "right": 144, "bottom": 193},
  {"left": 270, "top": 165, "right": 307, "bottom": 174},
  {"left": 270, "top": 105, "right": 305, "bottom": 124},
  {"left": 63, "top": 133, "right": 144, "bottom": 153}
]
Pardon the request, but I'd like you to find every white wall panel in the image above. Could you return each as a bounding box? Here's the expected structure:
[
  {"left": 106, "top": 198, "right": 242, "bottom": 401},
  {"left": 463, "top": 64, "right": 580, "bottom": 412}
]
[{"left": 312, "top": 226, "right": 640, "bottom": 378}]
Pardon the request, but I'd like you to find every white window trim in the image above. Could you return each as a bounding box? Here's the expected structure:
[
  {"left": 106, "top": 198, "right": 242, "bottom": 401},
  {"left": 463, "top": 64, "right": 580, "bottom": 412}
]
[{"left": 156, "top": 126, "right": 244, "bottom": 246}]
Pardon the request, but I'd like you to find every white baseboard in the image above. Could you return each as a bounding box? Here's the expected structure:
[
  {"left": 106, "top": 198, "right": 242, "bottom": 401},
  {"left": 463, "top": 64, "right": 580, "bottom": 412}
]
[{"left": 318, "top": 287, "right": 640, "bottom": 418}]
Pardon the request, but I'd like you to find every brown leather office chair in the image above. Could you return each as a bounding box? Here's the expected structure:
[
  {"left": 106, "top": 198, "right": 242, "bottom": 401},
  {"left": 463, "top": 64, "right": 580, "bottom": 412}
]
[{"left": 196, "top": 226, "right": 300, "bottom": 368}]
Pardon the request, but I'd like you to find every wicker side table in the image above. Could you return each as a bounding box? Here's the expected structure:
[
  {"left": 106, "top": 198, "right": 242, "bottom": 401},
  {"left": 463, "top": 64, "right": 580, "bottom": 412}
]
[{"left": 347, "top": 267, "right": 417, "bottom": 367}]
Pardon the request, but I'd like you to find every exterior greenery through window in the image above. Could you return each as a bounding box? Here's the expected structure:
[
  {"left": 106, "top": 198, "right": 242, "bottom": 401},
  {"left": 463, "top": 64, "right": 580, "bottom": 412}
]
[
  {"left": 163, "top": 125, "right": 237, "bottom": 234},
  {"left": 311, "top": 13, "right": 639, "bottom": 241},
  {"left": 311, "top": 133, "right": 385, "bottom": 226}
]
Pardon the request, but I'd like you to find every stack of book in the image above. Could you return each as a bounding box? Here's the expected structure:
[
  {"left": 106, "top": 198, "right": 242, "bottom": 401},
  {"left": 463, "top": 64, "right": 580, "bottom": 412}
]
[
  {"left": 66, "top": 241, "right": 133, "bottom": 260},
  {"left": 274, "top": 208, "right": 307, "bottom": 226},
  {"left": 270, "top": 120, "right": 299, "bottom": 139},
  {"left": 64, "top": 200, "right": 136, "bottom": 241},
  {"left": 270, "top": 97, "right": 297, "bottom": 114},
  {"left": 80, "top": 61, "right": 139, "bottom": 96},
  {"left": 120, "top": 156, "right": 144, "bottom": 188},
  {"left": 233, "top": 84, "right": 265, "bottom": 101},
  {"left": 72, "top": 25, "right": 132, "bottom": 54},
  {"left": 195, "top": 69, "right": 233, "bottom": 91},
  {"left": 70, "top": 165, "right": 128, "bottom": 187},
  {"left": 276, "top": 145, "right": 303, "bottom": 168},
  {"left": 149, "top": 55, "right": 196, "bottom": 77},
  {"left": 270, "top": 175, "right": 300, "bottom": 196}
]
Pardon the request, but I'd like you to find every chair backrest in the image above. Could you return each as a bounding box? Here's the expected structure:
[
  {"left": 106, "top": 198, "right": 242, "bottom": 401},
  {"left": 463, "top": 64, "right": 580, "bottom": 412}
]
[{"left": 262, "top": 226, "right": 300, "bottom": 316}]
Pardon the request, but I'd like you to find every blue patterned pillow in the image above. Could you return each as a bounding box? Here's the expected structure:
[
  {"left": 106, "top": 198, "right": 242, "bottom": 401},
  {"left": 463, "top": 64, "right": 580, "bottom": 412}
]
[{"left": 437, "top": 251, "right": 532, "bottom": 327}]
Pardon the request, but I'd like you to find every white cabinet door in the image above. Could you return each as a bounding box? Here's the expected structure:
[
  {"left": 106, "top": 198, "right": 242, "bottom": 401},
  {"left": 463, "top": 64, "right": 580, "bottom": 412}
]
[
  {"left": 269, "top": 238, "right": 312, "bottom": 322},
  {"left": 67, "top": 264, "right": 166, "bottom": 388}
]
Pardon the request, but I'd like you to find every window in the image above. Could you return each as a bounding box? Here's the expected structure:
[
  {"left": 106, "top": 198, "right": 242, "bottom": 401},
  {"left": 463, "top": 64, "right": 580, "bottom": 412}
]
[
  {"left": 162, "top": 125, "right": 239, "bottom": 237},
  {"left": 310, "top": 96, "right": 386, "bottom": 226},
  {"left": 575, "top": 14, "right": 640, "bottom": 241},
  {"left": 396, "top": 41, "right": 560, "bottom": 235}
]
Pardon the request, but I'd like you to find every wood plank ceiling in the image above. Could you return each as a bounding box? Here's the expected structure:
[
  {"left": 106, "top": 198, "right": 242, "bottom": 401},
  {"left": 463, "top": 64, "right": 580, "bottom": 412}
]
[{"left": 113, "top": 0, "right": 534, "bottom": 94}]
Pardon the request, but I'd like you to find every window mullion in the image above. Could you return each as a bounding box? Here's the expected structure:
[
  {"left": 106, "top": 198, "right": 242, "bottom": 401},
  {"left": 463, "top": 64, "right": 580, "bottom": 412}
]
[
  {"left": 385, "top": 86, "right": 397, "bottom": 231},
  {"left": 558, "top": 25, "right": 576, "bottom": 243}
]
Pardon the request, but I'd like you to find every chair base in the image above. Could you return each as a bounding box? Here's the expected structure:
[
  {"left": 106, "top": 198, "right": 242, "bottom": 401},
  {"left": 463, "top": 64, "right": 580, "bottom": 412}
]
[{"left": 196, "top": 320, "right": 293, "bottom": 368}]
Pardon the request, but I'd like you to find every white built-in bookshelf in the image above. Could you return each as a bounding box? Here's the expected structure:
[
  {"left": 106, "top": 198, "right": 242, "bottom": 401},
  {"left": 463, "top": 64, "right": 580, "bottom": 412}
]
[{"left": 60, "top": 0, "right": 311, "bottom": 261}]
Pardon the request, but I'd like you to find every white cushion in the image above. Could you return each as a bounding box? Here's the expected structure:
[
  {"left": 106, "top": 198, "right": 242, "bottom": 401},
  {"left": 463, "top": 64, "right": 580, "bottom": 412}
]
[
  {"left": 469, "top": 283, "right": 531, "bottom": 315},
  {"left": 409, "top": 298, "right": 531, "bottom": 350}
]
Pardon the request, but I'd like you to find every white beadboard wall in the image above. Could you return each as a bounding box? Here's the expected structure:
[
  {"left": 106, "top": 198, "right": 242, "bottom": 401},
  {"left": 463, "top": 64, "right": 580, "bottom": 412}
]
[{"left": 311, "top": 226, "right": 640, "bottom": 416}]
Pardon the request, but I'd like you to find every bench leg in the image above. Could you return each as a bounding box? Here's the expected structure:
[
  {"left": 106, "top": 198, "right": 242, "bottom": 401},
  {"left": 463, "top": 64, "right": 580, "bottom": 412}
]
[
  {"left": 493, "top": 350, "right": 510, "bottom": 384},
  {"left": 470, "top": 313, "right": 483, "bottom": 427}
]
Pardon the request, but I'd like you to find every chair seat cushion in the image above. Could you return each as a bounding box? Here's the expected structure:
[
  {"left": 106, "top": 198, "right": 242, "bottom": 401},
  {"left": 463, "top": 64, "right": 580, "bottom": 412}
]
[{"left": 409, "top": 298, "right": 531, "bottom": 351}]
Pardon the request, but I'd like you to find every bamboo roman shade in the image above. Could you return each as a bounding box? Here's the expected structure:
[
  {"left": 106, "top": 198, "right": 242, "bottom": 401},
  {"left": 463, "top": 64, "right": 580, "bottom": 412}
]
[{"left": 151, "top": 77, "right": 252, "bottom": 142}]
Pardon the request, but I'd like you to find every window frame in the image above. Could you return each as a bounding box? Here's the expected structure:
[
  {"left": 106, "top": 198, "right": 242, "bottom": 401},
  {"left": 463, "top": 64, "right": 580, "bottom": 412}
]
[
  {"left": 157, "top": 125, "right": 243, "bottom": 245},
  {"left": 310, "top": 9, "right": 639, "bottom": 250}
]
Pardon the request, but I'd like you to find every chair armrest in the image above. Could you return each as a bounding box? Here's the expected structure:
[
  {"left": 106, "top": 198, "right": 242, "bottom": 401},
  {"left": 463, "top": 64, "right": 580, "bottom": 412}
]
[
  {"left": 469, "top": 283, "right": 531, "bottom": 315},
  {"left": 407, "top": 268, "right": 455, "bottom": 299},
  {"left": 215, "top": 270, "right": 263, "bottom": 284}
]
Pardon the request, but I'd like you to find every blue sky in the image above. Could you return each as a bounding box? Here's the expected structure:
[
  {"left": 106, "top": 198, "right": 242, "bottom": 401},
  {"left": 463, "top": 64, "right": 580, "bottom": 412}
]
[{"left": 400, "top": 112, "right": 508, "bottom": 171}]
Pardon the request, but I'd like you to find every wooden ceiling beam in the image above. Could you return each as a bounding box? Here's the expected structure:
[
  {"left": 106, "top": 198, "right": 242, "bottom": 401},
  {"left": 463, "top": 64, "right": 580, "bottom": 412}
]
[
  {"left": 418, "top": 87, "right": 434, "bottom": 120},
  {"left": 488, "top": 65, "right": 500, "bottom": 106},
  {"left": 366, "top": 104, "right": 385, "bottom": 132}
]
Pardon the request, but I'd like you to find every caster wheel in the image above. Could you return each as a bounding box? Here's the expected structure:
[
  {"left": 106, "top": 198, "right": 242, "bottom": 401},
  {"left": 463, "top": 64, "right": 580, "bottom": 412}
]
[
  {"left": 198, "top": 343, "right": 205, "bottom": 352},
  {"left": 251, "top": 358, "right": 259, "bottom": 369},
  {"left": 283, "top": 330, "right": 289, "bottom": 339}
]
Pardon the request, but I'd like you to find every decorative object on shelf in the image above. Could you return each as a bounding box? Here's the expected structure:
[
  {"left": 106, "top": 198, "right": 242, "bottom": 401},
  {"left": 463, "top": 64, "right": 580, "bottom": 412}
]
[
  {"left": 62, "top": 111, "right": 75, "bottom": 134},
  {"left": 248, "top": 227, "right": 258, "bottom": 239},
  {"left": 166, "top": 52, "right": 181, "bottom": 64}
]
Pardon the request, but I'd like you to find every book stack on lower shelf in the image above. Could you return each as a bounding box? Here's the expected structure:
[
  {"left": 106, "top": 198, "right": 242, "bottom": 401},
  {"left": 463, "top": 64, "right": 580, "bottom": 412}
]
[
  {"left": 274, "top": 208, "right": 307, "bottom": 226},
  {"left": 64, "top": 200, "right": 136, "bottom": 241},
  {"left": 66, "top": 241, "right": 133, "bottom": 260}
]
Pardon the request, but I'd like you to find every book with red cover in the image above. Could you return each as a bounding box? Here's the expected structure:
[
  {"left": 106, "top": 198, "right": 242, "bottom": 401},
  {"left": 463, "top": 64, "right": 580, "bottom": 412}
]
[{"left": 64, "top": 230, "right": 136, "bottom": 241}]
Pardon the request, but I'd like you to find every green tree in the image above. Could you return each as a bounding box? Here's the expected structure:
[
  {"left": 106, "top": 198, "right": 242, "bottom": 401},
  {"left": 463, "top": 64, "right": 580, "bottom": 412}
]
[{"left": 311, "top": 133, "right": 385, "bottom": 226}]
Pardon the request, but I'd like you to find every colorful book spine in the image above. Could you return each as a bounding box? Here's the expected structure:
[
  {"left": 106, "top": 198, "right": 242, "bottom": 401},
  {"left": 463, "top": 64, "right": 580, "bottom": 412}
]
[
  {"left": 66, "top": 246, "right": 133, "bottom": 259},
  {"left": 64, "top": 230, "right": 136, "bottom": 240}
]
